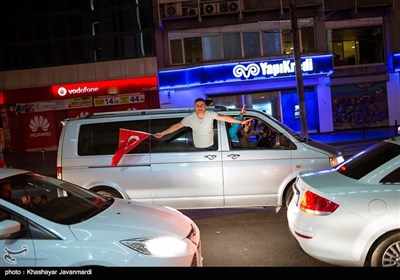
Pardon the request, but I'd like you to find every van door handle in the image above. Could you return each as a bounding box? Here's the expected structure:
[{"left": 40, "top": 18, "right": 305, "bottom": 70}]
[
  {"left": 227, "top": 154, "right": 240, "bottom": 159},
  {"left": 204, "top": 154, "right": 217, "bottom": 160}
]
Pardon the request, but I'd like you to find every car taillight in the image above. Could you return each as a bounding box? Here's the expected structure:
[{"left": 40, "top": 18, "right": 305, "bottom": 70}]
[{"left": 300, "top": 190, "right": 339, "bottom": 216}]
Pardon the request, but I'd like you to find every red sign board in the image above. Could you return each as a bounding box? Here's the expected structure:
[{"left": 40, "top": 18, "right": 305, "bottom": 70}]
[
  {"left": 22, "top": 112, "right": 58, "bottom": 150},
  {"left": 51, "top": 77, "right": 158, "bottom": 99}
]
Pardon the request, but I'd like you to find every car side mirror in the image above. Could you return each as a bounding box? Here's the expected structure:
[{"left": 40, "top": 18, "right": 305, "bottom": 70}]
[{"left": 0, "top": 220, "right": 21, "bottom": 239}]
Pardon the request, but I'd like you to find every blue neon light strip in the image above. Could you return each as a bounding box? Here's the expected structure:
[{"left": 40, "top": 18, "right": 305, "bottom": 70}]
[
  {"left": 159, "top": 54, "right": 333, "bottom": 90},
  {"left": 394, "top": 52, "right": 400, "bottom": 72}
]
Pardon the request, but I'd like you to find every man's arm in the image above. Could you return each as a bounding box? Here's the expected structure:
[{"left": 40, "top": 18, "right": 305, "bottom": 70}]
[
  {"left": 215, "top": 114, "right": 252, "bottom": 125},
  {"left": 154, "top": 122, "right": 185, "bottom": 138}
]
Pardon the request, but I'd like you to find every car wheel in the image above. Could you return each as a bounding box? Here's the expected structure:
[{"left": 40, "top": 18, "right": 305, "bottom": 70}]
[
  {"left": 369, "top": 232, "right": 400, "bottom": 267},
  {"left": 95, "top": 188, "right": 123, "bottom": 199}
]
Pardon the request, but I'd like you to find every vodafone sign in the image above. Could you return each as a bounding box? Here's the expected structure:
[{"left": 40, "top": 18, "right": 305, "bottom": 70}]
[
  {"left": 57, "top": 86, "right": 99, "bottom": 96},
  {"left": 52, "top": 77, "right": 157, "bottom": 99}
]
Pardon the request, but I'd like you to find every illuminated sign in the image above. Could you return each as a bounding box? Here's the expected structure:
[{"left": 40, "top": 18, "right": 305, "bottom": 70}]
[
  {"left": 158, "top": 54, "right": 333, "bottom": 90},
  {"left": 233, "top": 58, "right": 313, "bottom": 78},
  {"left": 394, "top": 52, "right": 400, "bottom": 72},
  {"left": 52, "top": 77, "right": 158, "bottom": 99},
  {"left": 57, "top": 86, "right": 99, "bottom": 96}
]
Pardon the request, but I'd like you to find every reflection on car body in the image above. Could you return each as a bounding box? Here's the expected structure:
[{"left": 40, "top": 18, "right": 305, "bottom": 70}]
[
  {"left": 287, "top": 136, "right": 400, "bottom": 267},
  {"left": 0, "top": 168, "right": 202, "bottom": 267}
]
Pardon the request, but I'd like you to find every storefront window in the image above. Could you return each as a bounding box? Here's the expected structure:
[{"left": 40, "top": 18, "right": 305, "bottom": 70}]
[
  {"left": 328, "top": 26, "right": 384, "bottom": 66},
  {"left": 207, "top": 92, "right": 281, "bottom": 121},
  {"left": 331, "top": 83, "right": 389, "bottom": 130}
]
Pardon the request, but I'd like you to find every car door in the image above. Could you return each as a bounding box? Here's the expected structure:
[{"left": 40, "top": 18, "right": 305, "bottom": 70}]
[
  {"left": 149, "top": 117, "right": 224, "bottom": 209},
  {"left": 220, "top": 115, "right": 296, "bottom": 207},
  {"left": 0, "top": 207, "right": 36, "bottom": 266}
]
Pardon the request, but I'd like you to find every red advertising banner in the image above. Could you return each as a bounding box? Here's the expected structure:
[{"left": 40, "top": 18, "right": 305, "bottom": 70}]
[
  {"left": 21, "top": 112, "right": 58, "bottom": 151},
  {"left": 67, "top": 107, "right": 99, "bottom": 119}
]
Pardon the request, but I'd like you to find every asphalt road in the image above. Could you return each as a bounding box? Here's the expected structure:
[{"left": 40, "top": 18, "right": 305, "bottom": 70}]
[{"left": 181, "top": 207, "right": 334, "bottom": 267}]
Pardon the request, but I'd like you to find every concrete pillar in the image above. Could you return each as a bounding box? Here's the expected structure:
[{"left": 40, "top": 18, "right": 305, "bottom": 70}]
[{"left": 317, "top": 76, "right": 333, "bottom": 133}]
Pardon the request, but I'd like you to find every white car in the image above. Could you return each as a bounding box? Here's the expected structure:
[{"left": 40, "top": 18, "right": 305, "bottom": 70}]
[
  {"left": 0, "top": 169, "right": 202, "bottom": 267},
  {"left": 287, "top": 136, "right": 400, "bottom": 267}
]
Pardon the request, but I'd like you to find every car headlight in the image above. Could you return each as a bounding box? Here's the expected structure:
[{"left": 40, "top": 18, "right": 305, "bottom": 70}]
[
  {"left": 329, "top": 155, "right": 344, "bottom": 167},
  {"left": 120, "top": 236, "right": 188, "bottom": 257}
]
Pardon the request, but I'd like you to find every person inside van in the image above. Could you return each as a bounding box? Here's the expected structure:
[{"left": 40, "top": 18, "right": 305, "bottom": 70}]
[
  {"left": 239, "top": 119, "right": 261, "bottom": 148},
  {"left": 154, "top": 98, "right": 252, "bottom": 149},
  {"left": 229, "top": 104, "right": 246, "bottom": 147}
]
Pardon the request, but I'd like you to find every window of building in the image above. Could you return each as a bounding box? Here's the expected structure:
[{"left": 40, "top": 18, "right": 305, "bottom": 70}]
[
  {"left": 184, "top": 37, "right": 203, "bottom": 63},
  {"left": 301, "top": 26, "right": 315, "bottom": 53},
  {"left": 223, "top": 33, "right": 241, "bottom": 60},
  {"left": 171, "top": 39, "right": 184, "bottom": 64},
  {"left": 168, "top": 19, "right": 316, "bottom": 65},
  {"left": 0, "top": 0, "right": 155, "bottom": 71},
  {"left": 328, "top": 25, "right": 384, "bottom": 66},
  {"left": 204, "top": 35, "right": 222, "bottom": 61},
  {"left": 243, "top": 32, "right": 261, "bottom": 58},
  {"left": 282, "top": 29, "right": 293, "bottom": 55},
  {"left": 261, "top": 30, "right": 281, "bottom": 57}
]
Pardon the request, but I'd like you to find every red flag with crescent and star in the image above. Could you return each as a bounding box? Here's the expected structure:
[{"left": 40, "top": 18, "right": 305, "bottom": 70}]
[{"left": 111, "top": 128, "right": 150, "bottom": 166}]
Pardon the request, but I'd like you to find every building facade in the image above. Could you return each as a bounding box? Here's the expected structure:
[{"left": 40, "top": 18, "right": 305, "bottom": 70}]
[
  {"left": 0, "top": 0, "right": 159, "bottom": 152},
  {"left": 155, "top": 0, "right": 400, "bottom": 134}
]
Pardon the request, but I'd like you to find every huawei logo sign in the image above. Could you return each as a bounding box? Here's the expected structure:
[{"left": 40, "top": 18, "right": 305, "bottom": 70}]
[
  {"left": 29, "top": 115, "right": 50, "bottom": 134},
  {"left": 77, "top": 111, "right": 89, "bottom": 118}
]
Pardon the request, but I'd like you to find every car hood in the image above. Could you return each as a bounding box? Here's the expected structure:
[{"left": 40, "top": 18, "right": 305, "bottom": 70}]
[
  {"left": 306, "top": 139, "right": 342, "bottom": 156},
  {"left": 70, "top": 199, "right": 193, "bottom": 240}
]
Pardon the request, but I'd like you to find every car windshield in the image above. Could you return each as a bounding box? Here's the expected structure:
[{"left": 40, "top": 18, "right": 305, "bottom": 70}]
[
  {"left": 335, "top": 141, "right": 400, "bottom": 180},
  {"left": 0, "top": 172, "right": 114, "bottom": 225}
]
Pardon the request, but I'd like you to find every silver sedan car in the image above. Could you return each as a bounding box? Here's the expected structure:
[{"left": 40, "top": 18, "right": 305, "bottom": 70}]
[{"left": 287, "top": 136, "right": 400, "bottom": 267}]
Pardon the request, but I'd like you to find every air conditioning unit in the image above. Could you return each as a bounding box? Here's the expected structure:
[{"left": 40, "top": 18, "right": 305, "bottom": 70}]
[
  {"left": 164, "top": 2, "right": 182, "bottom": 18},
  {"left": 217, "top": 1, "right": 240, "bottom": 13},
  {"left": 227, "top": 1, "right": 240, "bottom": 12},
  {"left": 203, "top": 3, "right": 218, "bottom": 15},
  {"left": 182, "top": 7, "right": 199, "bottom": 17}
]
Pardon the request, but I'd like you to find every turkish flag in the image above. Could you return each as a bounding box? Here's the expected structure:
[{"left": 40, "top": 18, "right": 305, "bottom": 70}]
[{"left": 111, "top": 128, "right": 150, "bottom": 166}]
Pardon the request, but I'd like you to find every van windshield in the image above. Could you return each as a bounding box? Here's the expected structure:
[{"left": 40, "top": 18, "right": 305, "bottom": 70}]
[{"left": 258, "top": 111, "right": 304, "bottom": 141}]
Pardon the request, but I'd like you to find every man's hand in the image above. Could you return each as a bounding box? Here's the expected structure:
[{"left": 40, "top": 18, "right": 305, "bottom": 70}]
[
  {"left": 240, "top": 104, "right": 246, "bottom": 115},
  {"left": 21, "top": 194, "right": 31, "bottom": 205},
  {"left": 241, "top": 118, "right": 252, "bottom": 125}
]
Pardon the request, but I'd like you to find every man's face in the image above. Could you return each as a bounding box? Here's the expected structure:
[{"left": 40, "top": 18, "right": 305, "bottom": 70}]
[
  {"left": 0, "top": 183, "right": 12, "bottom": 199},
  {"left": 194, "top": 101, "right": 206, "bottom": 113}
]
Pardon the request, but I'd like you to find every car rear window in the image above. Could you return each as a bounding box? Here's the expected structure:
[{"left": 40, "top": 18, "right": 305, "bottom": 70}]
[{"left": 336, "top": 141, "right": 400, "bottom": 180}]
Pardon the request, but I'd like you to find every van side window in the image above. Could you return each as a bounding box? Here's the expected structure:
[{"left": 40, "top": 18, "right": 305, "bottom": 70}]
[
  {"left": 226, "top": 118, "right": 295, "bottom": 150},
  {"left": 78, "top": 120, "right": 150, "bottom": 155},
  {"left": 150, "top": 118, "right": 218, "bottom": 152}
]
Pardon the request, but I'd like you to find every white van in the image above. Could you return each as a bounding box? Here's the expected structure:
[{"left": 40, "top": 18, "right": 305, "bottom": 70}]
[{"left": 57, "top": 107, "right": 344, "bottom": 212}]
